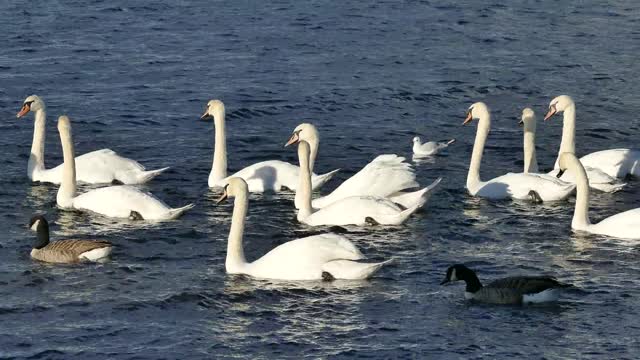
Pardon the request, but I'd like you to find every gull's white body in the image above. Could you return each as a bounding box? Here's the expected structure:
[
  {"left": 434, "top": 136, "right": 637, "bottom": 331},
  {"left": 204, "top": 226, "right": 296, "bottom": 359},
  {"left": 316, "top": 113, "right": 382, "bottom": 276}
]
[
  {"left": 412, "top": 136, "right": 454, "bottom": 157},
  {"left": 222, "top": 178, "right": 390, "bottom": 280},
  {"left": 549, "top": 95, "right": 640, "bottom": 179},
  {"left": 559, "top": 153, "right": 640, "bottom": 240},
  {"left": 204, "top": 101, "right": 338, "bottom": 192},
  {"left": 56, "top": 116, "right": 193, "bottom": 221},
  {"left": 20, "top": 96, "right": 168, "bottom": 185},
  {"left": 465, "top": 103, "right": 575, "bottom": 201}
]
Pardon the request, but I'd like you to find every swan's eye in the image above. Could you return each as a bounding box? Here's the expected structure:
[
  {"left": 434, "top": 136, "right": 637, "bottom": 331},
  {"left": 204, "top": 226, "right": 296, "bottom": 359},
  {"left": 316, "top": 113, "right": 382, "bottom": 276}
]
[{"left": 24, "top": 101, "right": 34, "bottom": 106}]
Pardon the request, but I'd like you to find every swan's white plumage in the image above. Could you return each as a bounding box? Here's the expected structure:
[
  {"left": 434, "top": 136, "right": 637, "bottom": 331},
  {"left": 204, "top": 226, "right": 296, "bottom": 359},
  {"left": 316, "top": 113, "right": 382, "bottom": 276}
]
[
  {"left": 203, "top": 102, "right": 338, "bottom": 192},
  {"left": 465, "top": 102, "right": 575, "bottom": 201},
  {"left": 472, "top": 172, "right": 575, "bottom": 201},
  {"left": 19, "top": 95, "right": 168, "bottom": 184},
  {"left": 558, "top": 152, "right": 640, "bottom": 240},
  {"left": 547, "top": 95, "right": 640, "bottom": 179},
  {"left": 312, "top": 154, "right": 418, "bottom": 208},
  {"left": 71, "top": 185, "right": 194, "bottom": 220},
  {"left": 221, "top": 177, "right": 389, "bottom": 280},
  {"left": 294, "top": 140, "right": 437, "bottom": 226},
  {"left": 56, "top": 116, "right": 193, "bottom": 221},
  {"left": 211, "top": 159, "right": 338, "bottom": 193}
]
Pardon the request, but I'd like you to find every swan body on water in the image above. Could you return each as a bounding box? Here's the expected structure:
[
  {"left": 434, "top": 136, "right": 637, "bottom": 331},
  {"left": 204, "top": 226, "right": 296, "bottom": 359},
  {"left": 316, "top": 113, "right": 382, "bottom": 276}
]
[
  {"left": 463, "top": 102, "right": 575, "bottom": 201},
  {"left": 17, "top": 95, "right": 169, "bottom": 185},
  {"left": 56, "top": 116, "right": 194, "bottom": 221},
  {"left": 545, "top": 95, "right": 640, "bottom": 180},
  {"left": 218, "top": 177, "right": 391, "bottom": 280},
  {"left": 557, "top": 152, "right": 640, "bottom": 240},
  {"left": 292, "top": 139, "right": 441, "bottom": 226},
  {"left": 286, "top": 123, "right": 425, "bottom": 209},
  {"left": 201, "top": 101, "right": 338, "bottom": 193}
]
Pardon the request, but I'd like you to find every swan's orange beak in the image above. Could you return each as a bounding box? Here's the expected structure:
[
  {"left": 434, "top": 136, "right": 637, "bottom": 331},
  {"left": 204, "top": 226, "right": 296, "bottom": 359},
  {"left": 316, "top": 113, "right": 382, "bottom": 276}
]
[
  {"left": 544, "top": 105, "right": 556, "bottom": 121},
  {"left": 17, "top": 103, "right": 31, "bottom": 118},
  {"left": 284, "top": 132, "right": 299, "bottom": 147},
  {"left": 462, "top": 111, "right": 473, "bottom": 125}
]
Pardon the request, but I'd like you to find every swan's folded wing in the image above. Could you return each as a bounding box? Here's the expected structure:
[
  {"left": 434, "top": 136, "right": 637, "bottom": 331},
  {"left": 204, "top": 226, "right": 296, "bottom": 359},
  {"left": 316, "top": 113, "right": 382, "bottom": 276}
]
[
  {"left": 72, "top": 185, "right": 171, "bottom": 218},
  {"left": 246, "top": 234, "right": 365, "bottom": 280},
  {"left": 314, "top": 154, "right": 417, "bottom": 207}
]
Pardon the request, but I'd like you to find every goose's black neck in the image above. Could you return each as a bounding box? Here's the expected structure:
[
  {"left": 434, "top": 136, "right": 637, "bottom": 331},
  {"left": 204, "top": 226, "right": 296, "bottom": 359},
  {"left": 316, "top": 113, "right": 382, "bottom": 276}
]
[
  {"left": 459, "top": 266, "right": 483, "bottom": 293},
  {"left": 30, "top": 216, "right": 50, "bottom": 249}
]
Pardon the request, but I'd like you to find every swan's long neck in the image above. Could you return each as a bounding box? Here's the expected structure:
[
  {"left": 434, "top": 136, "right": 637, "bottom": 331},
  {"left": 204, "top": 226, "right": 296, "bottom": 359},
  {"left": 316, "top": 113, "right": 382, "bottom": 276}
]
[
  {"left": 57, "top": 121, "right": 76, "bottom": 207},
  {"left": 568, "top": 156, "right": 591, "bottom": 230},
  {"left": 523, "top": 120, "right": 539, "bottom": 173},
  {"left": 211, "top": 108, "right": 228, "bottom": 182},
  {"left": 308, "top": 137, "right": 318, "bottom": 173},
  {"left": 226, "top": 189, "right": 248, "bottom": 273},
  {"left": 555, "top": 105, "right": 576, "bottom": 168},
  {"left": 467, "top": 114, "right": 490, "bottom": 193},
  {"left": 29, "top": 109, "right": 47, "bottom": 177},
  {"left": 296, "top": 141, "right": 314, "bottom": 220}
]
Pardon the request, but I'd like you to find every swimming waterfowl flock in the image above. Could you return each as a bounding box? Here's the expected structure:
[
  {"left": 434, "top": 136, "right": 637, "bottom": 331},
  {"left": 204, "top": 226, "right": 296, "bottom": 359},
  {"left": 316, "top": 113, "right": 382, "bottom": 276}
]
[{"left": 17, "top": 94, "right": 640, "bottom": 305}]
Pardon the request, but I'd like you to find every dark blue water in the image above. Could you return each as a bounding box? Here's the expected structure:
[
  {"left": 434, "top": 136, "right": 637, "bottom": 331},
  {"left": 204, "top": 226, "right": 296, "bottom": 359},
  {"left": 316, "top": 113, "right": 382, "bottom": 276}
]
[{"left": 2, "top": 1, "right": 640, "bottom": 358}]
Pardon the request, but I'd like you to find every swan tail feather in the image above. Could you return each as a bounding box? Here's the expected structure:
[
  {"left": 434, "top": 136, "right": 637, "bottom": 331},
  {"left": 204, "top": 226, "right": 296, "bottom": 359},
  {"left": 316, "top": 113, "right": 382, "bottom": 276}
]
[
  {"left": 389, "top": 177, "right": 442, "bottom": 209},
  {"left": 311, "top": 168, "right": 340, "bottom": 189},
  {"left": 591, "top": 181, "right": 626, "bottom": 193},
  {"left": 167, "top": 203, "right": 195, "bottom": 219},
  {"left": 322, "top": 259, "right": 393, "bottom": 280},
  {"left": 445, "top": 139, "right": 456, "bottom": 146},
  {"left": 132, "top": 167, "right": 170, "bottom": 184}
]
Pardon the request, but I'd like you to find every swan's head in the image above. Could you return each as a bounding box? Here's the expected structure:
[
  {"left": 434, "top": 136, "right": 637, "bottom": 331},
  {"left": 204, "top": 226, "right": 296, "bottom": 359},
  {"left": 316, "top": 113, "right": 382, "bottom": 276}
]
[
  {"left": 285, "top": 123, "right": 318, "bottom": 147},
  {"left": 544, "top": 95, "right": 574, "bottom": 121},
  {"left": 412, "top": 136, "right": 421, "bottom": 143},
  {"left": 216, "top": 177, "right": 248, "bottom": 204},
  {"left": 440, "top": 264, "right": 474, "bottom": 285},
  {"left": 519, "top": 108, "right": 535, "bottom": 127},
  {"left": 57, "top": 115, "right": 72, "bottom": 133},
  {"left": 17, "top": 95, "right": 44, "bottom": 118},
  {"left": 201, "top": 99, "right": 225, "bottom": 120},
  {"left": 463, "top": 102, "right": 489, "bottom": 125}
]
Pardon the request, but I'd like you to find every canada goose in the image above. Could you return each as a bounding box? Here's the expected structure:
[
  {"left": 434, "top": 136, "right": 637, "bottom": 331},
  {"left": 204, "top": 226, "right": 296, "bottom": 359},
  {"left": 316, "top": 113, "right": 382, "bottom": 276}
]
[
  {"left": 440, "top": 264, "right": 571, "bottom": 304},
  {"left": 28, "top": 215, "right": 112, "bottom": 264}
]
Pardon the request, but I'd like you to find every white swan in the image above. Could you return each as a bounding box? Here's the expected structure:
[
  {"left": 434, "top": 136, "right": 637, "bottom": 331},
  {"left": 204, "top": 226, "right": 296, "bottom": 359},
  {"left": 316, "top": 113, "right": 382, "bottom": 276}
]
[
  {"left": 545, "top": 95, "right": 640, "bottom": 178},
  {"left": 519, "top": 108, "right": 539, "bottom": 174},
  {"left": 520, "top": 108, "right": 625, "bottom": 193},
  {"left": 56, "top": 116, "right": 194, "bottom": 221},
  {"left": 294, "top": 140, "right": 441, "bottom": 226},
  {"left": 17, "top": 95, "right": 169, "bottom": 185},
  {"left": 285, "top": 123, "right": 422, "bottom": 209},
  {"left": 557, "top": 152, "right": 640, "bottom": 240},
  {"left": 464, "top": 102, "right": 575, "bottom": 201},
  {"left": 217, "top": 177, "right": 391, "bottom": 280},
  {"left": 200, "top": 100, "right": 339, "bottom": 192},
  {"left": 412, "top": 136, "right": 455, "bottom": 157}
]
